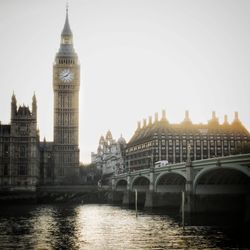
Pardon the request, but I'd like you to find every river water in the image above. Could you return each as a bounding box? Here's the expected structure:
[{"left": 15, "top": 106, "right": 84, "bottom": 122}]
[{"left": 0, "top": 204, "right": 248, "bottom": 250}]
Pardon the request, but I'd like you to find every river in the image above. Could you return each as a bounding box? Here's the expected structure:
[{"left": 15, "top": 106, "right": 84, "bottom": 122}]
[{"left": 0, "top": 204, "right": 248, "bottom": 249}]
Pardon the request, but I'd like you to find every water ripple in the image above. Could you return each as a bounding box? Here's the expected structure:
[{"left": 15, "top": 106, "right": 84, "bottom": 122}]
[{"left": 0, "top": 204, "right": 247, "bottom": 250}]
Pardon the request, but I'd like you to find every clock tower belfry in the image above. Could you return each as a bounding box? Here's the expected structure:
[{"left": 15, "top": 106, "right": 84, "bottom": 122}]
[{"left": 53, "top": 7, "right": 80, "bottom": 183}]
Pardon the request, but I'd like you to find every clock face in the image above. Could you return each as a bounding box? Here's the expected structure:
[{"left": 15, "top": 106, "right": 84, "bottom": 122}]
[{"left": 59, "top": 68, "right": 74, "bottom": 83}]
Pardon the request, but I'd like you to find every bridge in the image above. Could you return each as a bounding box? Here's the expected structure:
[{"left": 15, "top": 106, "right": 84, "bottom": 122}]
[{"left": 111, "top": 154, "right": 250, "bottom": 217}]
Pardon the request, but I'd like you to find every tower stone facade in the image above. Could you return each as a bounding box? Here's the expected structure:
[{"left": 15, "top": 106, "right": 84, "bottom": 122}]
[{"left": 53, "top": 9, "right": 80, "bottom": 183}]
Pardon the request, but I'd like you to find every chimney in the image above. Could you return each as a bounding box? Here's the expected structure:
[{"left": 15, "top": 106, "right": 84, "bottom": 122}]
[
  {"left": 234, "top": 111, "right": 239, "bottom": 121},
  {"left": 137, "top": 121, "right": 141, "bottom": 130},
  {"left": 223, "top": 115, "right": 229, "bottom": 124},
  {"left": 155, "top": 112, "right": 158, "bottom": 123},
  {"left": 148, "top": 116, "right": 152, "bottom": 125},
  {"left": 162, "top": 109, "right": 166, "bottom": 120},
  {"left": 212, "top": 111, "right": 216, "bottom": 120}
]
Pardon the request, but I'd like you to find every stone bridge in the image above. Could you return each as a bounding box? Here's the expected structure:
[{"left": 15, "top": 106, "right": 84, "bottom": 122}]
[{"left": 111, "top": 154, "right": 250, "bottom": 216}]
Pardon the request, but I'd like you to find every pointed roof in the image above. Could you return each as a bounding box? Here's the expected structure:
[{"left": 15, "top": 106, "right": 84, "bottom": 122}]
[
  {"left": 61, "top": 7, "right": 72, "bottom": 37},
  {"left": 32, "top": 92, "right": 36, "bottom": 102},
  {"left": 11, "top": 91, "right": 16, "bottom": 103}
]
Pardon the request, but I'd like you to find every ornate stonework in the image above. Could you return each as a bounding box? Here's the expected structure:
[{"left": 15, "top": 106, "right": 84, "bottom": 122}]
[{"left": 53, "top": 8, "right": 80, "bottom": 183}]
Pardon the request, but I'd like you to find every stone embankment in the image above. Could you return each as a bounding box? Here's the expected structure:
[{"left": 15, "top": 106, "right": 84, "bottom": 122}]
[{"left": 0, "top": 185, "right": 113, "bottom": 204}]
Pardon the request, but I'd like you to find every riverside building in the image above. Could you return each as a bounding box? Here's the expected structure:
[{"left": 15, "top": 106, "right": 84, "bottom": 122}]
[
  {"left": 91, "top": 131, "right": 127, "bottom": 178},
  {"left": 125, "top": 110, "right": 250, "bottom": 171}
]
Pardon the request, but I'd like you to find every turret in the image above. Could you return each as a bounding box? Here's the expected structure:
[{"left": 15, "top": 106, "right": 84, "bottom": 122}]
[
  {"left": 32, "top": 93, "right": 37, "bottom": 118},
  {"left": 11, "top": 92, "right": 17, "bottom": 119}
]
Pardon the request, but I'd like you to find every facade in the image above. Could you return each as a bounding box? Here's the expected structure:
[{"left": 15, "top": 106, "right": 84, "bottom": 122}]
[
  {"left": 0, "top": 8, "right": 81, "bottom": 190},
  {"left": 0, "top": 94, "right": 40, "bottom": 190},
  {"left": 39, "top": 139, "right": 54, "bottom": 185},
  {"left": 125, "top": 110, "right": 250, "bottom": 171},
  {"left": 91, "top": 131, "right": 126, "bottom": 177},
  {"left": 53, "top": 8, "right": 80, "bottom": 183}
]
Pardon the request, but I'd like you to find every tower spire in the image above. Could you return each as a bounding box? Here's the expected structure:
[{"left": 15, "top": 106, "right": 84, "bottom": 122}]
[
  {"left": 57, "top": 2, "right": 76, "bottom": 57},
  {"left": 61, "top": 2, "right": 72, "bottom": 37}
]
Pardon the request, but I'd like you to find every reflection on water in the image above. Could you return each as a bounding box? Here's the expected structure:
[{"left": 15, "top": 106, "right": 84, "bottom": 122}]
[{"left": 0, "top": 204, "right": 248, "bottom": 250}]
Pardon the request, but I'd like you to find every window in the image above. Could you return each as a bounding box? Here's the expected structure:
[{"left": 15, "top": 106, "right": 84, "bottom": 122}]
[
  {"left": 20, "top": 146, "right": 26, "bottom": 157},
  {"left": 4, "top": 164, "right": 8, "bottom": 176},
  {"left": 4, "top": 144, "right": 9, "bottom": 157},
  {"left": 19, "top": 165, "right": 27, "bottom": 176}
]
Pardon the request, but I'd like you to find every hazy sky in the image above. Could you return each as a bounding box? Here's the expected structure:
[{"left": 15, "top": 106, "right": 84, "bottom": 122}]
[{"left": 0, "top": 0, "right": 250, "bottom": 163}]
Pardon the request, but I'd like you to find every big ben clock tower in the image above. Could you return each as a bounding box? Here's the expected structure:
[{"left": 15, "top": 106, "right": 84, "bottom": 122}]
[{"left": 53, "top": 7, "right": 80, "bottom": 183}]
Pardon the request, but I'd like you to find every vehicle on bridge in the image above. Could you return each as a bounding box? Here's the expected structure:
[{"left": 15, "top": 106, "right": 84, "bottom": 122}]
[{"left": 154, "top": 160, "right": 169, "bottom": 168}]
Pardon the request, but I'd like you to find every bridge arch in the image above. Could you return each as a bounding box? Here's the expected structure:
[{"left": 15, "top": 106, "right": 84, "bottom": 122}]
[
  {"left": 116, "top": 179, "right": 128, "bottom": 191},
  {"left": 155, "top": 172, "right": 186, "bottom": 193},
  {"left": 194, "top": 166, "right": 250, "bottom": 195},
  {"left": 132, "top": 176, "right": 150, "bottom": 192}
]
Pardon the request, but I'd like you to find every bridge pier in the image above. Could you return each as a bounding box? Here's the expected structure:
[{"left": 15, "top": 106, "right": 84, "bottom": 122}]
[
  {"left": 144, "top": 191, "right": 154, "bottom": 208},
  {"left": 111, "top": 191, "right": 124, "bottom": 204},
  {"left": 145, "top": 169, "right": 155, "bottom": 208},
  {"left": 113, "top": 154, "right": 250, "bottom": 222},
  {"left": 122, "top": 191, "right": 134, "bottom": 206},
  {"left": 184, "top": 161, "right": 195, "bottom": 214}
]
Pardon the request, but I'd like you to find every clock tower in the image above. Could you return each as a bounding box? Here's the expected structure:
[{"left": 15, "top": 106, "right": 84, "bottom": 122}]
[{"left": 53, "top": 7, "right": 80, "bottom": 183}]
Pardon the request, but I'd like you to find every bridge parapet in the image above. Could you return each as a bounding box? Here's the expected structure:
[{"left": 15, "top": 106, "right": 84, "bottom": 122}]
[{"left": 113, "top": 153, "right": 250, "bottom": 193}]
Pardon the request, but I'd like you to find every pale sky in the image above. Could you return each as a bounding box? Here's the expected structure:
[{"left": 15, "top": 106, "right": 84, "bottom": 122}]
[{"left": 0, "top": 0, "right": 250, "bottom": 163}]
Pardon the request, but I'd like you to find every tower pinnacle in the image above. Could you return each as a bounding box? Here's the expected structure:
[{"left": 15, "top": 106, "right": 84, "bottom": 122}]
[
  {"left": 57, "top": 4, "right": 76, "bottom": 57},
  {"left": 61, "top": 3, "right": 72, "bottom": 37}
]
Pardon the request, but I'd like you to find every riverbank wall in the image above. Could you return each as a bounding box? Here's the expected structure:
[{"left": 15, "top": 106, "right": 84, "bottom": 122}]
[{"left": 0, "top": 185, "right": 113, "bottom": 204}]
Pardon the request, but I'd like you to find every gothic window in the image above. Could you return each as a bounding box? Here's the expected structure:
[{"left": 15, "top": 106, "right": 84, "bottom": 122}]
[
  {"left": 4, "top": 164, "right": 8, "bottom": 176},
  {"left": 19, "top": 165, "right": 27, "bottom": 176},
  {"left": 59, "top": 167, "right": 64, "bottom": 176},
  {"left": 20, "top": 146, "right": 26, "bottom": 157},
  {"left": 4, "top": 144, "right": 9, "bottom": 157}
]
